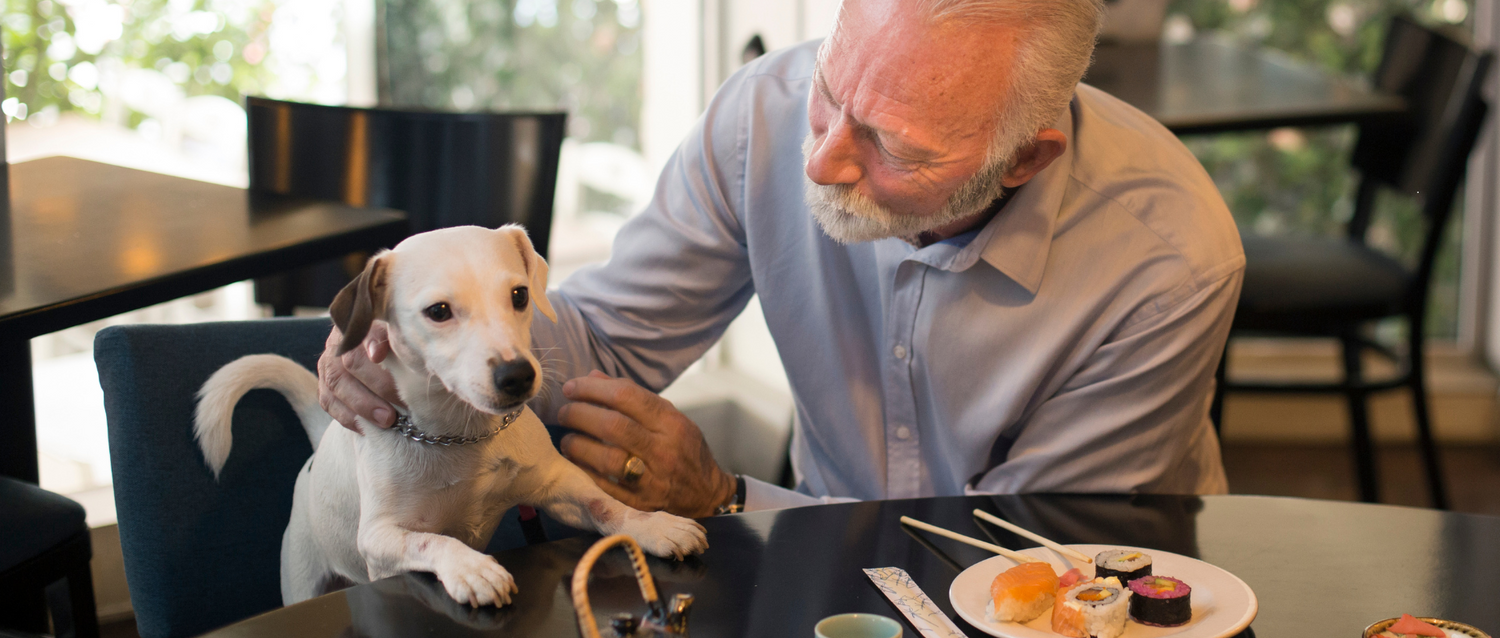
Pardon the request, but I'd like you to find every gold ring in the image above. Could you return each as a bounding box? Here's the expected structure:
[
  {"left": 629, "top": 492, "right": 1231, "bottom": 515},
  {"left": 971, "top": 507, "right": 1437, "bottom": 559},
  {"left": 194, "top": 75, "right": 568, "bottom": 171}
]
[{"left": 621, "top": 456, "right": 646, "bottom": 485}]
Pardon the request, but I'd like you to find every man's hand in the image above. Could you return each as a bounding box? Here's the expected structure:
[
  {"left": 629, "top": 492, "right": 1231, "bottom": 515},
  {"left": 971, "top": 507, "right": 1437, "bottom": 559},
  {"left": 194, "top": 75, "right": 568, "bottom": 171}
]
[
  {"left": 558, "top": 371, "right": 736, "bottom": 518},
  {"left": 317, "top": 323, "right": 403, "bottom": 434}
]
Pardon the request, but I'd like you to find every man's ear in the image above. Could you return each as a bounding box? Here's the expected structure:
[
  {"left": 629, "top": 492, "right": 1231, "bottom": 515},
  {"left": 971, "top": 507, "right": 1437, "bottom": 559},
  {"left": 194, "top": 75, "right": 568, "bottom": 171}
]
[
  {"left": 501, "top": 225, "right": 557, "bottom": 323},
  {"left": 1001, "top": 128, "right": 1068, "bottom": 188},
  {"left": 329, "top": 251, "right": 390, "bottom": 354}
]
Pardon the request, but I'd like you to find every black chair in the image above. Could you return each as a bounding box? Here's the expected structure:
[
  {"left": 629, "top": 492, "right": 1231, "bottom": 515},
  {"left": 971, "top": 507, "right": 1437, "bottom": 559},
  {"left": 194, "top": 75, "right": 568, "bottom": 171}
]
[
  {"left": 245, "top": 98, "right": 567, "bottom": 314},
  {"left": 0, "top": 477, "right": 99, "bottom": 638},
  {"left": 1214, "top": 15, "right": 1493, "bottom": 509}
]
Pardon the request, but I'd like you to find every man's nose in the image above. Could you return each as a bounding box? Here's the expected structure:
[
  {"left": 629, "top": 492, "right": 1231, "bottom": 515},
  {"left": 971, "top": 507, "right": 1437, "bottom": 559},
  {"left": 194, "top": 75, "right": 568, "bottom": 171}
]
[
  {"left": 805, "top": 119, "right": 864, "bottom": 186},
  {"left": 493, "top": 360, "right": 536, "bottom": 398}
]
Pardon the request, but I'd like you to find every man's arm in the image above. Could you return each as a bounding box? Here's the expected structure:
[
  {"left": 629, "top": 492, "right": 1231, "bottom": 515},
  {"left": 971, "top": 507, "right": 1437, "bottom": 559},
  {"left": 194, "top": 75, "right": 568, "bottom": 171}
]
[
  {"left": 969, "top": 268, "right": 1243, "bottom": 495},
  {"left": 525, "top": 60, "right": 805, "bottom": 516},
  {"left": 527, "top": 64, "right": 760, "bottom": 423}
]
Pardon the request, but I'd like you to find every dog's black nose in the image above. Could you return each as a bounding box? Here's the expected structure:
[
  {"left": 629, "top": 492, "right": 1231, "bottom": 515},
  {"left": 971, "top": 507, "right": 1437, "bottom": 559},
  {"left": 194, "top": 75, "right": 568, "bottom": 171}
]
[{"left": 494, "top": 360, "right": 536, "bottom": 399}]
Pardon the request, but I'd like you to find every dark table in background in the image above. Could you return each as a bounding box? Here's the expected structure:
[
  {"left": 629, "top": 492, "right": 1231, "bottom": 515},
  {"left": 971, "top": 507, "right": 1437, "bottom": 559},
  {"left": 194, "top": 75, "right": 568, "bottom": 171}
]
[
  {"left": 1087, "top": 37, "right": 1406, "bottom": 135},
  {"left": 0, "top": 156, "right": 408, "bottom": 483},
  {"left": 202, "top": 494, "right": 1500, "bottom": 638}
]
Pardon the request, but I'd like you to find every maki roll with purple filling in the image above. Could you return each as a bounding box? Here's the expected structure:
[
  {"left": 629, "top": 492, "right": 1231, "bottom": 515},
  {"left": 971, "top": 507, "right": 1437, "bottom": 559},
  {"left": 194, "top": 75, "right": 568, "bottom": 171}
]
[
  {"left": 1128, "top": 575, "right": 1192, "bottom": 627},
  {"left": 1094, "top": 549, "right": 1152, "bottom": 583}
]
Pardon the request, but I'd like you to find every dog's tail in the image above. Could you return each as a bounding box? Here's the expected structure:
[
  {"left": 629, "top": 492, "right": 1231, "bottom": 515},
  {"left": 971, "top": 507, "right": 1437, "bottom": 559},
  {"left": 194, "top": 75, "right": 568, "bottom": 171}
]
[{"left": 193, "top": 354, "right": 331, "bottom": 479}]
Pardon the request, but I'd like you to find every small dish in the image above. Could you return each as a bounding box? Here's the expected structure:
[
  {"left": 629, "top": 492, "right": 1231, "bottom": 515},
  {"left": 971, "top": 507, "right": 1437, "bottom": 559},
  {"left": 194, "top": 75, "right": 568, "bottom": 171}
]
[
  {"left": 815, "top": 613, "right": 903, "bottom": 638},
  {"left": 1362, "top": 617, "right": 1491, "bottom": 638}
]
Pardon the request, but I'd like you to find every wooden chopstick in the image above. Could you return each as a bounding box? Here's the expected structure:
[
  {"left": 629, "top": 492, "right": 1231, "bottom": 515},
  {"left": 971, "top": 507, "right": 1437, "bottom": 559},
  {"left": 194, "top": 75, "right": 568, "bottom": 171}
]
[
  {"left": 972, "top": 509, "right": 1093, "bottom": 564},
  {"left": 898, "top": 516, "right": 1040, "bottom": 564}
]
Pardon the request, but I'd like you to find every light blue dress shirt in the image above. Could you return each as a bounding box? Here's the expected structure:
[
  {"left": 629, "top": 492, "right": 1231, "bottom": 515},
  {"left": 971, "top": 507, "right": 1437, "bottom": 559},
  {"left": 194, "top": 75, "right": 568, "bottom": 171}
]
[{"left": 531, "top": 41, "right": 1244, "bottom": 510}]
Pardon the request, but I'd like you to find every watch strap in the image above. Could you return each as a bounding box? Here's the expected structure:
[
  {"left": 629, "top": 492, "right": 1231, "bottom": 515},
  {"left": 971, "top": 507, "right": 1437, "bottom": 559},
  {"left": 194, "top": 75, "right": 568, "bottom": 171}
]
[{"left": 716, "top": 474, "right": 747, "bottom": 515}]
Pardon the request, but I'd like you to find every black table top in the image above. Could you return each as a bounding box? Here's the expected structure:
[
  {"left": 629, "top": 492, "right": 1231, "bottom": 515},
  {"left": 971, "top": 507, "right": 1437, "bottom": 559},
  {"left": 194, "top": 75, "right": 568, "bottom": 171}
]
[
  {"left": 0, "top": 156, "right": 408, "bottom": 338},
  {"left": 1087, "top": 37, "right": 1406, "bottom": 135},
  {"left": 201, "top": 494, "right": 1500, "bottom": 638}
]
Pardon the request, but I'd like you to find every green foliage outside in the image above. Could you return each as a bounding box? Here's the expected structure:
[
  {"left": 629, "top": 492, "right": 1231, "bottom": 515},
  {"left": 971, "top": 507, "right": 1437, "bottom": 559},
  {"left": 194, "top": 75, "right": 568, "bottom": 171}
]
[
  {"left": 379, "top": 0, "right": 644, "bottom": 151},
  {"left": 2, "top": 0, "right": 281, "bottom": 129},
  {"left": 1165, "top": 0, "right": 1472, "bottom": 338}
]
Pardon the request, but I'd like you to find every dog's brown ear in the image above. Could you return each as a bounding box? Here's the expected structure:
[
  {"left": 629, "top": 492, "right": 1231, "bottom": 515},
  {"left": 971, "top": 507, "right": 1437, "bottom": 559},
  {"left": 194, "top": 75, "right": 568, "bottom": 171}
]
[
  {"left": 329, "top": 251, "right": 390, "bottom": 354},
  {"left": 500, "top": 225, "right": 556, "bottom": 323}
]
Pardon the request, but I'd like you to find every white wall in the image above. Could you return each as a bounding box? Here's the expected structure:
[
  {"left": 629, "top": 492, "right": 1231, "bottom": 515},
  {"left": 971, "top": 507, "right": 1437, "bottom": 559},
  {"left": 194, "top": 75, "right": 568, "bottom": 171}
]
[
  {"left": 344, "top": 0, "right": 378, "bottom": 107},
  {"left": 703, "top": 0, "right": 840, "bottom": 91},
  {"left": 1476, "top": 0, "right": 1500, "bottom": 368},
  {"left": 642, "top": 0, "right": 705, "bottom": 174}
]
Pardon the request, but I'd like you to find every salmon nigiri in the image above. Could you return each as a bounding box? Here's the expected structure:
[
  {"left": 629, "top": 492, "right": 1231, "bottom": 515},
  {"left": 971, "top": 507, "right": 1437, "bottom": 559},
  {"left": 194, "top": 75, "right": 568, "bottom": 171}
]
[{"left": 988, "top": 562, "right": 1059, "bottom": 623}]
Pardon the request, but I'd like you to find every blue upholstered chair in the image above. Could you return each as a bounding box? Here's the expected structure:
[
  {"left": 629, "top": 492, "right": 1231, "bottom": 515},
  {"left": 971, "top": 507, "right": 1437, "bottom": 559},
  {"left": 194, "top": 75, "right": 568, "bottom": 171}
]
[
  {"left": 95, "top": 318, "right": 581, "bottom": 638},
  {"left": 96, "top": 318, "right": 328, "bottom": 638}
]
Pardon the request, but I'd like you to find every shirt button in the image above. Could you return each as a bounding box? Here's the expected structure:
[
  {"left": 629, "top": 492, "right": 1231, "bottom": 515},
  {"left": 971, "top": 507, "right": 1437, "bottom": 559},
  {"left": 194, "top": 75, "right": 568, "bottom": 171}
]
[
  {"left": 893, "top": 344, "right": 908, "bottom": 359},
  {"left": 896, "top": 426, "right": 911, "bottom": 440}
]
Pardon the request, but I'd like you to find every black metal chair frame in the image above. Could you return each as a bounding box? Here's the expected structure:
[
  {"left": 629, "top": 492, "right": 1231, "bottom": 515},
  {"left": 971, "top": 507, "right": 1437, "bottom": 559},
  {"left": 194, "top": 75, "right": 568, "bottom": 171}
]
[
  {"left": 0, "top": 527, "right": 99, "bottom": 638},
  {"left": 1213, "top": 16, "right": 1493, "bottom": 510}
]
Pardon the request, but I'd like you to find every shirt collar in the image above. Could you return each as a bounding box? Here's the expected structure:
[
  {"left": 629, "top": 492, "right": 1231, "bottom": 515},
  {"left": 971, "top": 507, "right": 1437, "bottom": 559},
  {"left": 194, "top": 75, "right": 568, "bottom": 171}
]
[{"left": 904, "top": 100, "right": 1075, "bottom": 294}]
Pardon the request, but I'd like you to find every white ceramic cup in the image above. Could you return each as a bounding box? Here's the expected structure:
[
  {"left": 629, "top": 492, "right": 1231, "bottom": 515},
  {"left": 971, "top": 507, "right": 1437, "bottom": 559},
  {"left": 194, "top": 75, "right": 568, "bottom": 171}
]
[{"left": 815, "top": 613, "right": 903, "bottom": 638}]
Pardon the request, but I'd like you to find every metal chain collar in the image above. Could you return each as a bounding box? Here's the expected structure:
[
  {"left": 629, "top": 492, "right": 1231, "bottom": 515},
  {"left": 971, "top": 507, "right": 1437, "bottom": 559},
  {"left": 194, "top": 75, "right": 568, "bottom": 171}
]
[{"left": 391, "top": 406, "right": 524, "bottom": 446}]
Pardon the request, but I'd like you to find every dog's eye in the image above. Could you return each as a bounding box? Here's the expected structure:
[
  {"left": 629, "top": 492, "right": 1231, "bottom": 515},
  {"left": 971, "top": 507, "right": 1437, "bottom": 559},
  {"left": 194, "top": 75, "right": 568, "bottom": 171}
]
[
  {"left": 511, "top": 287, "right": 529, "bottom": 311},
  {"left": 423, "top": 303, "right": 453, "bottom": 322}
]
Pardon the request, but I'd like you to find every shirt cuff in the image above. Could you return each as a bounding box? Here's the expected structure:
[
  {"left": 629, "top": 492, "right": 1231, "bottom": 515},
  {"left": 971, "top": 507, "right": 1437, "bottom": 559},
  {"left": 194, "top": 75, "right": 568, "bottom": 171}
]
[{"left": 742, "top": 475, "right": 860, "bottom": 512}]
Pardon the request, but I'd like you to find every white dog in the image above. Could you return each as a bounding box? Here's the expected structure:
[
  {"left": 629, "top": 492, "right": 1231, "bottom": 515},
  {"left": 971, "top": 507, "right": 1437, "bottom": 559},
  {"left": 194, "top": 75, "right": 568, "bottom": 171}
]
[{"left": 192, "top": 225, "right": 708, "bottom": 607}]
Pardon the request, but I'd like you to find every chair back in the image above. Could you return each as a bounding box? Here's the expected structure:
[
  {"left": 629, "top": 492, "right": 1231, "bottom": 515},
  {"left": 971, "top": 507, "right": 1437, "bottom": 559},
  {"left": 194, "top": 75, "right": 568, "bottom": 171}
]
[
  {"left": 245, "top": 98, "right": 566, "bottom": 310},
  {"left": 95, "top": 318, "right": 331, "bottom": 638},
  {"left": 1348, "top": 15, "right": 1492, "bottom": 315}
]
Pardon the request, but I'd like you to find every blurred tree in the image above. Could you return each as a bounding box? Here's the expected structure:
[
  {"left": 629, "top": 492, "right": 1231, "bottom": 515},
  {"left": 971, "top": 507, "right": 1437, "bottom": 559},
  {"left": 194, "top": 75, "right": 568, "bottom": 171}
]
[
  {"left": 3, "top": 0, "right": 343, "bottom": 134},
  {"left": 378, "top": 0, "right": 645, "bottom": 216},
  {"left": 379, "top": 0, "right": 642, "bottom": 150},
  {"left": 1165, "top": 0, "right": 1472, "bottom": 338}
]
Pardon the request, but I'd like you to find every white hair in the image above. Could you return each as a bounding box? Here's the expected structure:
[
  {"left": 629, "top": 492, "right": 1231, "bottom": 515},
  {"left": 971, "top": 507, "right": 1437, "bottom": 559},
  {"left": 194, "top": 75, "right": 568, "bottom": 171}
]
[{"left": 917, "top": 0, "right": 1105, "bottom": 167}]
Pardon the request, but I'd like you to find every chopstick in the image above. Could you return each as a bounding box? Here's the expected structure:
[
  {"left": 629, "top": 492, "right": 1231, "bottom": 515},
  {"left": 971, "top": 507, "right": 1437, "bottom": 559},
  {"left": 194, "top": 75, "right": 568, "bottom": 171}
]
[
  {"left": 972, "top": 509, "right": 1093, "bottom": 564},
  {"left": 898, "top": 516, "right": 1040, "bottom": 564}
]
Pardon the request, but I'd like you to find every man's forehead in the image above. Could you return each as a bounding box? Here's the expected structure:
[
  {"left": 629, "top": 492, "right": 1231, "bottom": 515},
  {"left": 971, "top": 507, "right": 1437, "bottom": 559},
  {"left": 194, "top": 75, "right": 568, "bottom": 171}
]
[{"left": 822, "top": 3, "right": 1016, "bottom": 138}]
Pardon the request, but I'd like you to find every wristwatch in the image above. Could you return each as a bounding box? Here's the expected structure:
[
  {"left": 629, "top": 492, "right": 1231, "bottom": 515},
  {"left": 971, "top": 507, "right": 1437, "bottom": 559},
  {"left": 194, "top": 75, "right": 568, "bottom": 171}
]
[{"left": 715, "top": 474, "right": 747, "bottom": 515}]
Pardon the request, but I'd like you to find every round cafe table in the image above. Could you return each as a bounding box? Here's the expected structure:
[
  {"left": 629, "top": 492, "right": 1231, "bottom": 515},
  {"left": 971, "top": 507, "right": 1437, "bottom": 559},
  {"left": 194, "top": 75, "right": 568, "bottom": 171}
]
[{"left": 198, "top": 494, "right": 1500, "bottom": 638}]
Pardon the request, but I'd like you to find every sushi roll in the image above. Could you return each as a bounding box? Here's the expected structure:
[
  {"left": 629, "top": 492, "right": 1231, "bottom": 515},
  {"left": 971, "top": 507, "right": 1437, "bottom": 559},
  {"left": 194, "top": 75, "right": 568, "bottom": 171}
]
[
  {"left": 1052, "top": 577, "right": 1131, "bottom": 638},
  {"left": 1094, "top": 549, "right": 1152, "bottom": 583},
  {"left": 987, "top": 562, "right": 1059, "bottom": 623},
  {"left": 1128, "top": 575, "right": 1192, "bottom": 627}
]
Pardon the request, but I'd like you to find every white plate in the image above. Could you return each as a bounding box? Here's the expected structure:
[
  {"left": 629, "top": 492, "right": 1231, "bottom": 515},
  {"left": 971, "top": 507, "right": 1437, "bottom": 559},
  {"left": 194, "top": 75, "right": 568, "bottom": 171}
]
[{"left": 948, "top": 544, "right": 1257, "bottom": 638}]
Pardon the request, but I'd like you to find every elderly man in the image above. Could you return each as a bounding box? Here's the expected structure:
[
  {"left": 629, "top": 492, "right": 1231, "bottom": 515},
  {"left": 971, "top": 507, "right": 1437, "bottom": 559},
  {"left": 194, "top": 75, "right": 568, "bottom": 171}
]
[{"left": 319, "top": 0, "right": 1243, "bottom": 518}]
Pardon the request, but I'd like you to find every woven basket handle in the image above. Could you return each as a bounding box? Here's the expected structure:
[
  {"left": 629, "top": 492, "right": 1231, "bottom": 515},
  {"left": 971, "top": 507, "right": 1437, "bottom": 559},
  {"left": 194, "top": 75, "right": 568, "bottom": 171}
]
[{"left": 571, "top": 534, "right": 661, "bottom": 638}]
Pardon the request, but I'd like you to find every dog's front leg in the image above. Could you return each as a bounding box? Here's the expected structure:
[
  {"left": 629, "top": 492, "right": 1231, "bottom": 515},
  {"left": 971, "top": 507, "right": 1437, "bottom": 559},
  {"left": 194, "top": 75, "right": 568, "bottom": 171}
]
[
  {"left": 355, "top": 522, "right": 516, "bottom": 607},
  {"left": 355, "top": 483, "right": 516, "bottom": 606},
  {"left": 531, "top": 460, "right": 708, "bottom": 559}
]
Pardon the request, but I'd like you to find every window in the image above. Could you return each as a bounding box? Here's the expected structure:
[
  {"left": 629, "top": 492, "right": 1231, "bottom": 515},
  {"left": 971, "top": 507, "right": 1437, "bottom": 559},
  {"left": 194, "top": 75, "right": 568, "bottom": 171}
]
[{"left": 1165, "top": 0, "right": 1474, "bottom": 339}]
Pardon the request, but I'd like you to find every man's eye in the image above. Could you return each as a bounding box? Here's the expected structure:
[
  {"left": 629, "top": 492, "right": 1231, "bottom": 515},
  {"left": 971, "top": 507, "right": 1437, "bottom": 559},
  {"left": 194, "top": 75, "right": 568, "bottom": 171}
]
[
  {"left": 423, "top": 303, "right": 453, "bottom": 322},
  {"left": 512, "top": 287, "right": 529, "bottom": 310}
]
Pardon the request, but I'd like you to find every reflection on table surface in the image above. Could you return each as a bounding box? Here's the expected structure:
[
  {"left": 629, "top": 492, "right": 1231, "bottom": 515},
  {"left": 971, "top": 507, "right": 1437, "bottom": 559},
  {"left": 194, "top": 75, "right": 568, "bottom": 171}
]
[
  {"left": 1086, "top": 37, "right": 1405, "bottom": 134},
  {"left": 201, "top": 494, "right": 1500, "bottom": 638},
  {"left": 0, "top": 157, "right": 405, "bottom": 335}
]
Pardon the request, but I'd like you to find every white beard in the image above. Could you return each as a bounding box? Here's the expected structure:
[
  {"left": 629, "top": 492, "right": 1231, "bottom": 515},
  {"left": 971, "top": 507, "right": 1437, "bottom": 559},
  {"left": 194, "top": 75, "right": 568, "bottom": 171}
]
[{"left": 802, "top": 133, "right": 1012, "bottom": 244}]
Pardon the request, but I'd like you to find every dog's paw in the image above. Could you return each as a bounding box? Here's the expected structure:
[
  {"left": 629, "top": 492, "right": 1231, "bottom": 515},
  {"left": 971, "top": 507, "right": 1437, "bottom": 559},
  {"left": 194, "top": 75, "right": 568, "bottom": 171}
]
[
  {"left": 620, "top": 511, "right": 708, "bottom": 560},
  {"left": 434, "top": 552, "right": 517, "bottom": 607}
]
